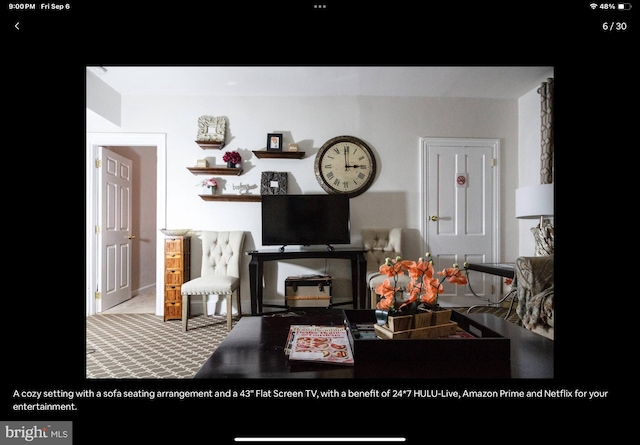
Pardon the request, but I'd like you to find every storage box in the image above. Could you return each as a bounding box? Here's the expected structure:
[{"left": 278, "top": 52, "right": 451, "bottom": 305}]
[
  {"left": 342, "top": 309, "right": 511, "bottom": 378},
  {"left": 285, "top": 275, "right": 332, "bottom": 308}
]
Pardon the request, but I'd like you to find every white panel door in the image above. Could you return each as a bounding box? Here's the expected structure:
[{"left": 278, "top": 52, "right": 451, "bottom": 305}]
[
  {"left": 421, "top": 138, "right": 499, "bottom": 307},
  {"left": 100, "top": 148, "right": 133, "bottom": 311}
]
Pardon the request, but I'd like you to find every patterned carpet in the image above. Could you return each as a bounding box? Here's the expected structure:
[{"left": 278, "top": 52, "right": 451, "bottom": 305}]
[
  {"left": 86, "top": 314, "right": 236, "bottom": 379},
  {"left": 86, "top": 305, "right": 519, "bottom": 379}
]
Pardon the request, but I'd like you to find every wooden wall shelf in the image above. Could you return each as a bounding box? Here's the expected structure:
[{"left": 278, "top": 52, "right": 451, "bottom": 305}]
[
  {"left": 187, "top": 167, "right": 242, "bottom": 176},
  {"left": 199, "top": 195, "right": 262, "bottom": 202},
  {"left": 195, "top": 141, "right": 225, "bottom": 150},
  {"left": 252, "top": 150, "right": 305, "bottom": 159}
]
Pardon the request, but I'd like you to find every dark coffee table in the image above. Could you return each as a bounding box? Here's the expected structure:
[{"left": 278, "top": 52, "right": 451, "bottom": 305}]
[{"left": 194, "top": 309, "right": 553, "bottom": 379}]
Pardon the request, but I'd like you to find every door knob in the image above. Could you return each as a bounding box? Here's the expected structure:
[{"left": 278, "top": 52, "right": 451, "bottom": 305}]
[
  {"left": 127, "top": 234, "right": 136, "bottom": 239},
  {"left": 430, "top": 215, "right": 439, "bottom": 221}
]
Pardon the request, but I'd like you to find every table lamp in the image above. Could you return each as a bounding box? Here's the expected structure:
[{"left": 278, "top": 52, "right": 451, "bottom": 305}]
[{"left": 515, "top": 183, "right": 554, "bottom": 256}]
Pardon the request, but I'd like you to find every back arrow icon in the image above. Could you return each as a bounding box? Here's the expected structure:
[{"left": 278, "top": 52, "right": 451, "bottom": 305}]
[{"left": 15, "top": 21, "right": 20, "bottom": 30}]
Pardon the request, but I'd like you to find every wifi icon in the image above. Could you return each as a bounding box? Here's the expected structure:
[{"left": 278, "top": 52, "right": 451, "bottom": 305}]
[{"left": 590, "top": 2, "right": 598, "bottom": 9}]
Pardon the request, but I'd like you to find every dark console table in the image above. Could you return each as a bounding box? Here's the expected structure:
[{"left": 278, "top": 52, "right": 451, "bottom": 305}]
[
  {"left": 466, "top": 262, "right": 517, "bottom": 318},
  {"left": 247, "top": 248, "right": 367, "bottom": 315},
  {"left": 466, "top": 262, "right": 515, "bottom": 278}
]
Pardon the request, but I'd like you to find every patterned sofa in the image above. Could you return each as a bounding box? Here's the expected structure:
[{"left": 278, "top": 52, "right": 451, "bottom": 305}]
[{"left": 515, "top": 255, "right": 554, "bottom": 340}]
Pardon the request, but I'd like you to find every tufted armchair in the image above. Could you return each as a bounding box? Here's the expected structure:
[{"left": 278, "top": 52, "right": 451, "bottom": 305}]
[
  {"left": 362, "top": 228, "right": 410, "bottom": 309},
  {"left": 515, "top": 255, "right": 554, "bottom": 340},
  {"left": 181, "top": 231, "right": 245, "bottom": 331}
]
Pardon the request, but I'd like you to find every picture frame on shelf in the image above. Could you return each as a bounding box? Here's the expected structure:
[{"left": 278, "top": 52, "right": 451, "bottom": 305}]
[
  {"left": 261, "top": 171, "right": 288, "bottom": 195},
  {"left": 266, "top": 133, "right": 283, "bottom": 151},
  {"left": 196, "top": 115, "right": 226, "bottom": 142}
]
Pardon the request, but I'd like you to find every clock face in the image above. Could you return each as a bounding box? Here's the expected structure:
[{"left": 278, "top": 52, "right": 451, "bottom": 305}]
[{"left": 314, "top": 136, "right": 376, "bottom": 198}]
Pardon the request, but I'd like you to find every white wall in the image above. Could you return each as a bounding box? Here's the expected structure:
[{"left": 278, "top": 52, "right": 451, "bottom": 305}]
[
  {"left": 87, "top": 74, "right": 550, "bottom": 310},
  {"left": 86, "top": 70, "right": 121, "bottom": 127}
]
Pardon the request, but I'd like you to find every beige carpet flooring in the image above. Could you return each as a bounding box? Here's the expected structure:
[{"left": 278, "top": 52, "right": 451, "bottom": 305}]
[
  {"left": 100, "top": 289, "right": 156, "bottom": 314},
  {"left": 86, "top": 312, "right": 235, "bottom": 379}
]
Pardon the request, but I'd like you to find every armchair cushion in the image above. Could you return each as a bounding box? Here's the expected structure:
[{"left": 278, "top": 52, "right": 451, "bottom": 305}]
[
  {"left": 362, "top": 228, "right": 408, "bottom": 308},
  {"left": 363, "top": 228, "right": 403, "bottom": 274},
  {"left": 180, "top": 275, "right": 239, "bottom": 296}
]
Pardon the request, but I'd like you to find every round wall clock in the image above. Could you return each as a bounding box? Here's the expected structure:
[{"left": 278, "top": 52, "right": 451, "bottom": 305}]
[{"left": 314, "top": 135, "right": 377, "bottom": 198}]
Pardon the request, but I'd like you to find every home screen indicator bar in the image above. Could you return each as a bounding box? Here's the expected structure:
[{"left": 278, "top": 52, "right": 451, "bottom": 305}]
[{"left": 235, "top": 439, "right": 406, "bottom": 443}]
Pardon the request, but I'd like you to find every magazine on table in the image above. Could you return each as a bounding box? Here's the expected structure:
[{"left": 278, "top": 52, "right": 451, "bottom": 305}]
[{"left": 285, "top": 325, "right": 354, "bottom": 366}]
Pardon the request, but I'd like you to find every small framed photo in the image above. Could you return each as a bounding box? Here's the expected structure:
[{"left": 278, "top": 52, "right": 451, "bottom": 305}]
[
  {"left": 261, "top": 171, "right": 288, "bottom": 195},
  {"left": 266, "top": 133, "right": 283, "bottom": 151}
]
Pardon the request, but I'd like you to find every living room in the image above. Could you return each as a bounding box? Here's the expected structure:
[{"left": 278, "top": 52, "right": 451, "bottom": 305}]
[{"left": 85, "top": 66, "right": 554, "bottom": 320}]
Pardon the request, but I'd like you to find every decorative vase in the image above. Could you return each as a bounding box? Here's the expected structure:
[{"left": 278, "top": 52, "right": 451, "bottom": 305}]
[
  {"left": 413, "top": 311, "right": 433, "bottom": 328},
  {"left": 387, "top": 314, "right": 413, "bottom": 332},
  {"left": 429, "top": 308, "right": 452, "bottom": 326},
  {"left": 210, "top": 187, "right": 216, "bottom": 195},
  {"left": 375, "top": 309, "right": 389, "bottom": 326},
  {"left": 376, "top": 307, "right": 457, "bottom": 339},
  {"left": 227, "top": 161, "right": 234, "bottom": 168}
]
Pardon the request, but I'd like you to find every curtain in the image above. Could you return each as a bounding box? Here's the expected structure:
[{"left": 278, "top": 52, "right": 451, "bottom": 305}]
[
  {"left": 538, "top": 78, "right": 554, "bottom": 184},
  {"left": 534, "top": 78, "right": 554, "bottom": 256}
]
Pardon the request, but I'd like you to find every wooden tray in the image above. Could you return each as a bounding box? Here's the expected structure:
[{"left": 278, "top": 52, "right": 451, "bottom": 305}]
[
  {"left": 374, "top": 321, "right": 458, "bottom": 339},
  {"left": 342, "top": 310, "right": 511, "bottom": 378}
]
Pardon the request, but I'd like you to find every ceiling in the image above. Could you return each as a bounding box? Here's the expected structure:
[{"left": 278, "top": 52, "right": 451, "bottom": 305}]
[{"left": 88, "top": 66, "right": 554, "bottom": 99}]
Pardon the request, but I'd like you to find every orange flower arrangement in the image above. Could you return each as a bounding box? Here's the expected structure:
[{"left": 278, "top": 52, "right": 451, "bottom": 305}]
[{"left": 375, "top": 253, "right": 469, "bottom": 314}]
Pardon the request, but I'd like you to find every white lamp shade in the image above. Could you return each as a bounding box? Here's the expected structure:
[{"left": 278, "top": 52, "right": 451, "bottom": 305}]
[{"left": 515, "top": 184, "right": 554, "bottom": 219}]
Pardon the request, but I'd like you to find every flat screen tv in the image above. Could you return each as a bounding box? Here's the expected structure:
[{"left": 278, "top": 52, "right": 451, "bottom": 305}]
[{"left": 261, "top": 194, "right": 350, "bottom": 251}]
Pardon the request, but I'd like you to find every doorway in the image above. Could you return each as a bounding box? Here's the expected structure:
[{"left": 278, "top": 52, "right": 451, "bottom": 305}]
[
  {"left": 86, "top": 133, "right": 167, "bottom": 316},
  {"left": 420, "top": 137, "right": 500, "bottom": 307}
]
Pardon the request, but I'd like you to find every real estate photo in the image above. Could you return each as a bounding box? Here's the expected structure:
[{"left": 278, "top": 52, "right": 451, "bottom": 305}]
[{"left": 85, "top": 66, "right": 554, "bottom": 379}]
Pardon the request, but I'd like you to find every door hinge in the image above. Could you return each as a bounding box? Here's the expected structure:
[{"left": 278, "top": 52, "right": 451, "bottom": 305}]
[
  {"left": 95, "top": 225, "right": 101, "bottom": 234},
  {"left": 95, "top": 159, "right": 102, "bottom": 168},
  {"left": 95, "top": 292, "right": 102, "bottom": 300},
  {"left": 491, "top": 284, "right": 495, "bottom": 294},
  {"left": 491, "top": 158, "right": 497, "bottom": 167}
]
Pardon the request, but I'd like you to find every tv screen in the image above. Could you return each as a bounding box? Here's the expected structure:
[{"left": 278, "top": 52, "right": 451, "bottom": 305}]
[{"left": 261, "top": 194, "right": 351, "bottom": 250}]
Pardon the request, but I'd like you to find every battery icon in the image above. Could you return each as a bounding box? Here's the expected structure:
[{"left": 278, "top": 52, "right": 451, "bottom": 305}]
[{"left": 618, "top": 3, "right": 632, "bottom": 10}]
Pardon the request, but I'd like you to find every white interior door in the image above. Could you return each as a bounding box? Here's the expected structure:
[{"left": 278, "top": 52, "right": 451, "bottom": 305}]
[
  {"left": 421, "top": 138, "right": 500, "bottom": 306},
  {"left": 99, "top": 148, "right": 133, "bottom": 312}
]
